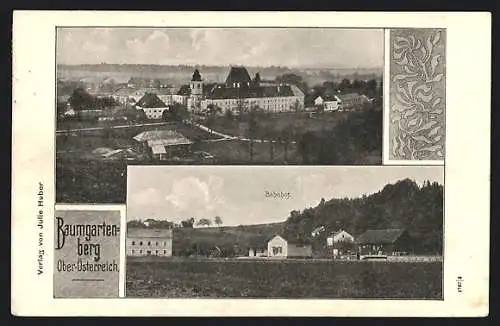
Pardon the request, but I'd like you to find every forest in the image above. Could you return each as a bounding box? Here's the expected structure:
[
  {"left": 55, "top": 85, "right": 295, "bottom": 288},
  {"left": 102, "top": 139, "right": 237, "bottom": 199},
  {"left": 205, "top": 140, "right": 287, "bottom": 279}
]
[{"left": 283, "top": 178, "right": 444, "bottom": 255}]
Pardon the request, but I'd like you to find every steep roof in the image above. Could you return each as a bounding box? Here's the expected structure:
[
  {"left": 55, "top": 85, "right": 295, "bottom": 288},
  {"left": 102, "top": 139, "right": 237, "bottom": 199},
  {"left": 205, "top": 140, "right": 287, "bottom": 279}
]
[
  {"left": 207, "top": 85, "right": 295, "bottom": 100},
  {"left": 192, "top": 69, "right": 202, "bottom": 82},
  {"left": 127, "top": 228, "right": 173, "bottom": 238},
  {"left": 177, "top": 85, "right": 191, "bottom": 96},
  {"left": 225, "top": 66, "right": 252, "bottom": 85},
  {"left": 136, "top": 93, "right": 167, "bottom": 108},
  {"left": 356, "top": 229, "right": 407, "bottom": 244}
]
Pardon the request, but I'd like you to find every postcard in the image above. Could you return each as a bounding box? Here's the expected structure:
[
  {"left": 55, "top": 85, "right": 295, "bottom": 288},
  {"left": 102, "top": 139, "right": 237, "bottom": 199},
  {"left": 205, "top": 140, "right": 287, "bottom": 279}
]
[{"left": 11, "top": 11, "right": 490, "bottom": 316}]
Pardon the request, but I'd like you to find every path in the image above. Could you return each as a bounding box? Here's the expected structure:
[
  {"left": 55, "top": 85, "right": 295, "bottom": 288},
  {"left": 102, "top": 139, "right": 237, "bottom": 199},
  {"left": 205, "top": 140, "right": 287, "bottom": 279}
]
[
  {"left": 186, "top": 119, "right": 297, "bottom": 144},
  {"left": 56, "top": 122, "right": 176, "bottom": 134}
]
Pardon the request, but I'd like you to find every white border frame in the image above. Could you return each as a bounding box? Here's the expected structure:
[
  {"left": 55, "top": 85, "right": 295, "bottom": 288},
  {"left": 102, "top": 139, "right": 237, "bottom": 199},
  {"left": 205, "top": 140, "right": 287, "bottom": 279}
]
[{"left": 12, "top": 11, "right": 491, "bottom": 317}]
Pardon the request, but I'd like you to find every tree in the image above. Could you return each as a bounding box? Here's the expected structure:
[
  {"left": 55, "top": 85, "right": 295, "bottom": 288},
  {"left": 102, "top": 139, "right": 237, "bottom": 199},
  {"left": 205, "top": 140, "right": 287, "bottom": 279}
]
[
  {"left": 181, "top": 217, "right": 195, "bottom": 228},
  {"left": 214, "top": 216, "right": 223, "bottom": 230},
  {"left": 196, "top": 218, "right": 212, "bottom": 227},
  {"left": 69, "top": 87, "right": 95, "bottom": 111},
  {"left": 275, "top": 73, "right": 308, "bottom": 94},
  {"left": 127, "top": 220, "right": 145, "bottom": 228}
]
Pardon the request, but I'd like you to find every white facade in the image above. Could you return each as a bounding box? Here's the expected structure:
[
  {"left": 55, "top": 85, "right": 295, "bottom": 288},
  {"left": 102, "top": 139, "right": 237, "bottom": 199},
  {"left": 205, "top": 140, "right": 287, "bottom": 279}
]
[
  {"left": 201, "top": 96, "right": 303, "bottom": 115},
  {"left": 324, "top": 100, "right": 340, "bottom": 111},
  {"left": 314, "top": 96, "right": 324, "bottom": 106},
  {"left": 267, "top": 235, "right": 288, "bottom": 258},
  {"left": 327, "top": 230, "right": 355, "bottom": 246},
  {"left": 137, "top": 106, "right": 169, "bottom": 120},
  {"left": 248, "top": 248, "right": 268, "bottom": 257},
  {"left": 126, "top": 229, "right": 173, "bottom": 257},
  {"left": 172, "top": 94, "right": 188, "bottom": 105}
]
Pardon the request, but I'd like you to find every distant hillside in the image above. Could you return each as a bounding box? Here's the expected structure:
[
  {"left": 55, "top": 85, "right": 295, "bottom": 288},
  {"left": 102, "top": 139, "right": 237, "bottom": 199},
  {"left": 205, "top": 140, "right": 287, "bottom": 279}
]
[
  {"left": 282, "top": 178, "right": 444, "bottom": 254},
  {"left": 57, "top": 64, "right": 383, "bottom": 88},
  {"left": 172, "top": 222, "right": 284, "bottom": 256}
]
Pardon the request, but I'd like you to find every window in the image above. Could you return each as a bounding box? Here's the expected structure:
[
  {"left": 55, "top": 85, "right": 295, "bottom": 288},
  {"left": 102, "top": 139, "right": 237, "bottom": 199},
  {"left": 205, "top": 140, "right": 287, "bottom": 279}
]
[
  {"left": 156, "top": 241, "right": 159, "bottom": 246},
  {"left": 132, "top": 241, "right": 135, "bottom": 245},
  {"left": 164, "top": 250, "right": 167, "bottom": 254},
  {"left": 139, "top": 241, "right": 143, "bottom": 246},
  {"left": 272, "top": 246, "right": 283, "bottom": 255},
  {"left": 140, "top": 250, "right": 143, "bottom": 254},
  {"left": 132, "top": 250, "right": 135, "bottom": 254},
  {"left": 156, "top": 250, "right": 159, "bottom": 254},
  {"left": 148, "top": 241, "right": 151, "bottom": 246},
  {"left": 164, "top": 242, "right": 167, "bottom": 246}
]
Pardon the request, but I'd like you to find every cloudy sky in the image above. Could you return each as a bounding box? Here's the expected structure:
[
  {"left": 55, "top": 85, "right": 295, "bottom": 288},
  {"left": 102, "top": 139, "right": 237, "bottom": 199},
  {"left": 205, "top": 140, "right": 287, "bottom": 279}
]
[
  {"left": 127, "top": 166, "right": 443, "bottom": 226},
  {"left": 56, "top": 28, "right": 383, "bottom": 68}
]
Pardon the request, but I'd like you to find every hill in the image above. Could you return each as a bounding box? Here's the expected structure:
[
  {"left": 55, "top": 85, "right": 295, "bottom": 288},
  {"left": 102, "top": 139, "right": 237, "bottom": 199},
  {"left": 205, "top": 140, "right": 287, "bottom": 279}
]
[
  {"left": 57, "top": 64, "right": 383, "bottom": 88},
  {"left": 282, "top": 178, "right": 444, "bottom": 254}
]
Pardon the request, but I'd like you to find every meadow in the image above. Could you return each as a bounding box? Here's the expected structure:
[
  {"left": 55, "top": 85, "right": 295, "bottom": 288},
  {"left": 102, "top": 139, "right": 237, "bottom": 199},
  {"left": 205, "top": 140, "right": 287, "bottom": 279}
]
[{"left": 126, "top": 259, "right": 443, "bottom": 299}]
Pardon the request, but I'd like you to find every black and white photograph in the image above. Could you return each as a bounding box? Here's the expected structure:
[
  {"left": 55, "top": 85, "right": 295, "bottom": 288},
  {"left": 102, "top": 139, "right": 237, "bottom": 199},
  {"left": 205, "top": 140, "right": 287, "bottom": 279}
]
[
  {"left": 56, "top": 28, "right": 383, "bottom": 203},
  {"left": 125, "top": 166, "right": 443, "bottom": 299}
]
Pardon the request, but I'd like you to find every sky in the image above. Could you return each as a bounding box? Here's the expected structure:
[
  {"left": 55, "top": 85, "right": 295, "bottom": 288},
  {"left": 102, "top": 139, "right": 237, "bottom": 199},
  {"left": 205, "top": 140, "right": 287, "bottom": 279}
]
[
  {"left": 56, "top": 28, "right": 383, "bottom": 68},
  {"left": 127, "top": 166, "right": 444, "bottom": 226}
]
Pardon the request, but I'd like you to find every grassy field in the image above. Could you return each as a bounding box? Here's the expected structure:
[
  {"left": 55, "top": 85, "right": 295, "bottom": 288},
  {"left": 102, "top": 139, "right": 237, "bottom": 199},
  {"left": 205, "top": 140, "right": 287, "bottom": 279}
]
[
  {"left": 210, "top": 111, "right": 348, "bottom": 139},
  {"left": 126, "top": 259, "right": 443, "bottom": 299},
  {"left": 56, "top": 121, "right": 220, "bottom": 154},
  {"left": 192, "top": 139, "right": 302, "bottom": 164}
]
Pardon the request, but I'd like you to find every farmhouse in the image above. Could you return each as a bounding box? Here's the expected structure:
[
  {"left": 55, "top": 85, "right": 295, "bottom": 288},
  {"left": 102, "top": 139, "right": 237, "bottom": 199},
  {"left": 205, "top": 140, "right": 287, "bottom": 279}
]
[
  {"left": 135, "top": 93, "right": 170, "bottom": 119},
  {"left": 126, "top": 228, "right": 173, "bottom": 257},
  {"left": 326, "top": 229, "right": 354, "bottom": 246},
  {"left": 356, "top": 228, "right": 414, "bottom": 256},
  {"left": 133, "top": 130, "right": 193, "bottom": 161}
]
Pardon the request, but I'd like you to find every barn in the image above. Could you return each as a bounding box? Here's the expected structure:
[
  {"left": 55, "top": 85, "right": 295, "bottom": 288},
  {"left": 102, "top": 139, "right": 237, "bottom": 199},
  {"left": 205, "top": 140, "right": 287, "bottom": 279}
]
[
  {"left": 356, "top": 228, "right": 414, "bottom": 256},
  {"left": 133, "top": 130, "right": 192, "bottom": 161},
  {"left": 126, "top": 228, "right": 173, "bottom": 257}
]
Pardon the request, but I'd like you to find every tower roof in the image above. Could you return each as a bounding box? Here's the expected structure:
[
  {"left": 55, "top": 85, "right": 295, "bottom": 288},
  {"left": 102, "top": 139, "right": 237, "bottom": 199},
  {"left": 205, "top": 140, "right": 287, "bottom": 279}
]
[
  {"left": 191, "top": 69, "right": 202, "bottom": 82},
  {"left": 225, "top": 66, "right": 251, "bottom": 85}
]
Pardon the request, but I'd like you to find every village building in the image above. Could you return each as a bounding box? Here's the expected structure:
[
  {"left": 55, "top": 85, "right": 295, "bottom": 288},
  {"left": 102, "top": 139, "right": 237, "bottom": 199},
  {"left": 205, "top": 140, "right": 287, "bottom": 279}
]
[
  {"left": 174, "top": 67, "right": 305, "bottom": 114},
  {"left": 336, "top": 93, "right": 370, "bottom": 111},
  {"left": 267, "top": 235, "right": 313, "bottom": 259},
  {"left": 326, "top": 229, "right": 355, "bottom": 246},
  {"left": 356, "top": 228, "right": 414, "bottom": 256},
  {"left": 314, "top": 95, "right": 341, "bottom": 112},
  {"left": 327, "top": 229, "right": 355, "bottom": 258},
  {"left": 126, "top": 228, "right": 173, "bottom": 257},
  {"left": 135, "top": 93, "right": 170, "bottom": 120},
  {"left": 133, "top": 130, "right": 193, "bottom": 161},
  {"left": 112, "top": 87, "right": 176, "bottom": 106}
]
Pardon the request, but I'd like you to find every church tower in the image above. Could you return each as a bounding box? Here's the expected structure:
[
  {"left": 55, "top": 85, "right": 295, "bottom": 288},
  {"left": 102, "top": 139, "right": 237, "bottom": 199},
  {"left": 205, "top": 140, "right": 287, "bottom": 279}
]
[{"left": 188, "top": 69, "right": 203, "bottom": 111}]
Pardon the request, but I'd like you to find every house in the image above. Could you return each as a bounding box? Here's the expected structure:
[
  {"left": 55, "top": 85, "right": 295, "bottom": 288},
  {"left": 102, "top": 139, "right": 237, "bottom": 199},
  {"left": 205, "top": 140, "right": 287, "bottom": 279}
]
[
  {"left": 247, "top": 235, "right": 269, "bottom": 257},
  {"left": 126, "top": 228, "right": 173, "bottom": 257},
  {"left": 336, "top": 93, "right": 370, "bottom": 111},
  {"left": 135, "top": 93, "right": 169, "bottom": 120},
  {"left": 327, "top": 230, "right": 355, "bottom": 257},
  {"left": 356, "top": 228, "right": 414, "bottom": 256},
  {"left": 326, "top": 229, "right": 355, "bottom": 246},
  {"left": 133, "top": 130, "right": 193, "bottom": 161},
  {"left": 313, "top": 95, "right": 341, "bottom": 111},
  {"left": 267, "top": 235, "right": 313, "bottom": 259}
]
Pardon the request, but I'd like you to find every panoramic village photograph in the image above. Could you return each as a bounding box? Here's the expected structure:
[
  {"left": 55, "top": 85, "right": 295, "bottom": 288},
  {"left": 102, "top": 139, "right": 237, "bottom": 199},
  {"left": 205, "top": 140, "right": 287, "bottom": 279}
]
[
  {"left": 55, "top": 28, "right": 383, "bottom": 203},
  {"left": 125, "top": 166, "right": 444, "bottom": 299}
]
